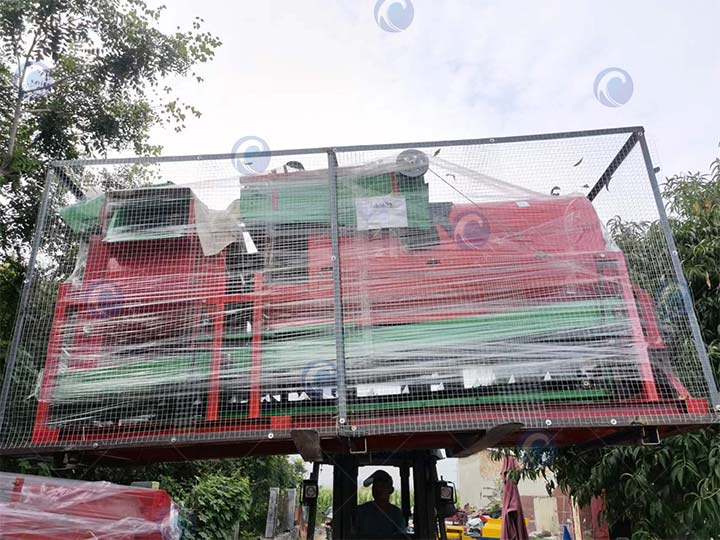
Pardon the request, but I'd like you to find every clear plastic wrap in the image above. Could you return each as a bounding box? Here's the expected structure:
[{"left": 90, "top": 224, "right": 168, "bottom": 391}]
[
  {"left": 0, "top": 129, "right": 717, "bottom": 454},
  {"left": 0, "top": 472, "right": 180, "bottom": 539}
]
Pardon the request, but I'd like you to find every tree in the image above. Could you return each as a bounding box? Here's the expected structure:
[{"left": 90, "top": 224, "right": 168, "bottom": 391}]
[
  {"left": 183, "top": 472, "right": 253, "bottom": 540},
  {"left": 0, "top": 258, "right": 23, "bottom": 360},
  {"left": 503, "top": 157, "right": 720, "bottom": 539},
  {"left": 0, "top": 0, "right": 221, "bottom": 367}
]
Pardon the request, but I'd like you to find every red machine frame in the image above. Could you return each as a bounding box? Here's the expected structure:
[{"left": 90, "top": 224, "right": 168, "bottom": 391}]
[{"left": 28, "top": 175, "right": 711, "bottom": 459}]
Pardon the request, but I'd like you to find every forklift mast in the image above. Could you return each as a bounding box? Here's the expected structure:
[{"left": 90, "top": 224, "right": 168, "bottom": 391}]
[{"left": 307, "top": 450, "right": 448, "bottom": 540}]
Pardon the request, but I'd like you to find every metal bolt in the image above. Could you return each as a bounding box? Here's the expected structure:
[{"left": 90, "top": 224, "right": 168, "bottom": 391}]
[
  {"left": 545, "top": 419, "right": 552, "bottom": 426},
  {"left": 351, "top": 425, "right": 357, "bottom": 432},
  {"left": 339, "top": 417, "right": 346, "bottom": 425},
  {"left": 672, "top": 250, "right": 678, "bottom": 256},
  {"left": 92, "top": 442, "right": 99, "bottom": 448},
  {"left": 268, "top": 432, "right": 274, "bottom": 439},
  {"left": 489, "top": 138, "right": 495, "bottom": 143},
  {"left": 170, "top": 437, "right": 177, "bottom": 443},
  {"left": 714, "top": 404, "right": 720, "bottom": 411},
  {"left": 610, "top": 418, "right": 618, "bottom": 426},
  {"left": 331, "top": 255, "right": 336, "bottom": 261}
]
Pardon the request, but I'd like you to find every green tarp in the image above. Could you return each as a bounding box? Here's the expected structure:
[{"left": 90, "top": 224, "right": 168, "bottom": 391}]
[{"left": 59, "top": 194, "right": 105, "bottom": 234}]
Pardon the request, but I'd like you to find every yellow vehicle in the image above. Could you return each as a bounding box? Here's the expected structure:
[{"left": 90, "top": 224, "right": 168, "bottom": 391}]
[
  {"left": 443, "top": 523, "right": 477, "bottom": 539},
  {"left": 443, "top": 517, "right": 528, "bottom": 539},
  {"left": 476, "top": 517, "right": 502, "bottom": 539}
]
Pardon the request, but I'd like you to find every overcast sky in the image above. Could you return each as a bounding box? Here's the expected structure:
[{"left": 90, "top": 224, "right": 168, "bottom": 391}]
[
  {"left": 149, "top": 0, "right": 720, "bottom": 179},
  {"left": 143, "top": 0, "right": 719, "bottom": 487}
]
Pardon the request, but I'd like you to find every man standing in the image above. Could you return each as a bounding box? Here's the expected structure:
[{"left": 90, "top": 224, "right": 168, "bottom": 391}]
[{"left": 354, "top": 470, "right": 407, "bottom": 539}]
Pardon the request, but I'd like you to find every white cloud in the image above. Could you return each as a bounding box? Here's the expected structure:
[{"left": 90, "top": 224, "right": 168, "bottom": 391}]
[{"left": 149, "top": 0, "right": 719, "bottom": 176}]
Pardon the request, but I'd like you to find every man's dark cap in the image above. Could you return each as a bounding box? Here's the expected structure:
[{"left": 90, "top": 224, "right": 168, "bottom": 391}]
[{"left": 363, "top": 470, "right": 393, "bottom": 487}]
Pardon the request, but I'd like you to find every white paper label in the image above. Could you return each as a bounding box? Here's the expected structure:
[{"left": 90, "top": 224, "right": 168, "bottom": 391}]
[
  {"left": 242, "top": 230, "right": 258, "bottom": 254},
  {"left": 462, "top": 368, "right": 497, "bottom": 388},
  {"left": 356, "top": 384, "right": 402, "bottom": 397},
  {"left": 355, "top": 196, "right": 408, "bottom": 230}
]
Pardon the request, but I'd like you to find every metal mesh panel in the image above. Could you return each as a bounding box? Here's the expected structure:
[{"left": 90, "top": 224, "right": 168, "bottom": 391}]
[
  {"left": 0, "top": 128, "right": 717, "bottom": 455},
  {"left": 335, "top": 133, "right": 718, "bottom": 436},
  {"left": 0, "top": 151, "right": 337, "bottom": 451}
]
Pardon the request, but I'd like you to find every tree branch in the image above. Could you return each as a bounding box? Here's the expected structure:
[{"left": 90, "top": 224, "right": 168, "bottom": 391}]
[{"left": 0, "top": 14, "right": 49, "bottom": 182}]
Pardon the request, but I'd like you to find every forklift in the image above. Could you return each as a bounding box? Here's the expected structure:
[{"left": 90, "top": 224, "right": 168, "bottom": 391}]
[{"left": 301, "top": 449, "right": 457, "bottom": 540}]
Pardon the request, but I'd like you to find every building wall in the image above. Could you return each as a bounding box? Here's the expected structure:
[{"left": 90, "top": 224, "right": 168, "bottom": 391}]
[
  {"left": 457, "top": 451, "right": 563, "bottom": 535},
  {"left": 456, "top": 452, "right": 504, "bottom": 510}
]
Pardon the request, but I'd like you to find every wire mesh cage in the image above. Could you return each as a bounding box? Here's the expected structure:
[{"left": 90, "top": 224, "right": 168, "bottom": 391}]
[{"left": 0, "top": 127, "right": 718, "bottom": 458}]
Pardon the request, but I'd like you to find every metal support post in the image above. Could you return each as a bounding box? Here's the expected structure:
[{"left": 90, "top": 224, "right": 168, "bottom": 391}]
[
  {"left": 400, "top": 463, "right": 411, "bottom": 525},
  {"left": 306, "top": 463, "right": 320, "bottom": 540},
  {"left": 332, "top": 454, "right": 358, "bottom": 539},
  {"left": 413, "top": 452, "right": 438, "bottom": 540},
  {"left": 429, "top": 454, "right": 447, "bottom": 540},
  {"left": 327, "top": 149, "right": 350, "bottom": 432},
  {"left": 0, "top": 167, "right": 56, "bottom": 437}
]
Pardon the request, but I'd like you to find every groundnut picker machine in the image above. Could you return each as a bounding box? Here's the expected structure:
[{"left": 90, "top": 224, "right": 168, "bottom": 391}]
[{"left": 0, "top": 127, "right": 718, "bottom": 537}]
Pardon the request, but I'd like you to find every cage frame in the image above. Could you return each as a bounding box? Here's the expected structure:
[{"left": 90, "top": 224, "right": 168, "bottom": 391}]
[{"left": 1, "top": 125, "right": 718, "bottom": 461}]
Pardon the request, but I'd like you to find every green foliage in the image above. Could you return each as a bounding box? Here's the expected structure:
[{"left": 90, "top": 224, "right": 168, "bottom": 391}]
[
  {"left": 664, "top": 162, "right": 720, "bottom": 371},
  {"left": 0, "top": 0, "right": 220, "bottom": 257},
  {"left": 484, "top": 495, "right": 502, "bottom": 519},
  {"left": 504, "top": 157, "right": 720, "bottom": 539},
  {"left": 316, "top": 486, "right": 333, "bottom": 524},
  {"left": 231, "top": 456, "right": 306, "bottom": 533},
  {"left": 0, "top": 0, "right": 220, "bottom": 406},
  {"left": 113, "top": 456, "right": 304, "bottom": 536},
  {"left": 0, "top": 257, "right": 23, "bottom": 363},
  {"left": 549, "top": 429, "right": 720, "bottom": 539},
  {"left": 183, "top": 473, "right": 252, "bottom": 540}
]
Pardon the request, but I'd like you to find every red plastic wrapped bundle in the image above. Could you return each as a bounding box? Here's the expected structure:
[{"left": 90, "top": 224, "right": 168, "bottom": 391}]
[{"left": 0, "top": 472, "right": 180, "bottom": 539}]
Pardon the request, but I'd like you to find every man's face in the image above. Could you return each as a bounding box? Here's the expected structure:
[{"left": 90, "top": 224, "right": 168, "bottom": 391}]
[{"left": 372, "top": 479, "right": 393, "bottom": 503}]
